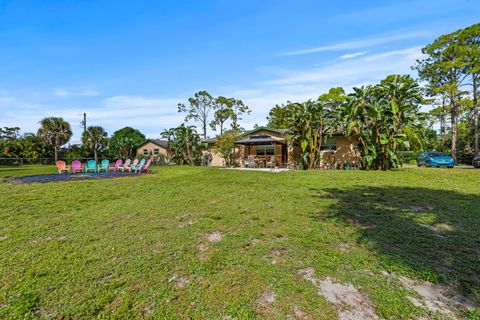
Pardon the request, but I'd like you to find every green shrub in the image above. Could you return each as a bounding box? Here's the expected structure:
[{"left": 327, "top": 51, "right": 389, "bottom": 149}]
[{"left": 409, "top": 159, "right": 417, "bottom": 165}]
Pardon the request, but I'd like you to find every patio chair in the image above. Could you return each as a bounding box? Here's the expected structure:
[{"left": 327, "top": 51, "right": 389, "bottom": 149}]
[
  {"left": 71, "top": 160, "right": 84, "bottom": 173},
  {"left": 56, "top": 160, "right": 70, "bottom": 174},
  {"left": 85, "top": 160, "right": 97, "bottom": 173},
  {"left": 97, "top": 159, "right": 110, "bottom": 172},
  {"left": 134, "top": 158, "right": 152, "bottom": 174},
  {"left": 266, "top": 156, "right": 276, "bottom": 168},
  {"left": 109, "top": 159, "right": 122, "bottom": 172},
  {"left": 131, "top": 159, "right": 145, "bottom": 173},
  {"left": 125, "top": 159, "right": 139, "bottom": 172},
  {"left": 118, "top": 159, "right": 131, "bottom": 172}
]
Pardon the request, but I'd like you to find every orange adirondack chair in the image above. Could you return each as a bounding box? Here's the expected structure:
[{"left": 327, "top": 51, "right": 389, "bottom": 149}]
[{"left": 56, "top": 160, "right": 70, "bottom": 174}]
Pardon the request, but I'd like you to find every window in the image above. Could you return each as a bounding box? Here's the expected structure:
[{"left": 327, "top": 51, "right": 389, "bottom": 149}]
[
  {"left": 256, "top": 145, "right": 275, "bottom": 156},
  {"left": 143, "top": 149, "right": 149, "bottom": 155},
  {"left": 320, "top": 139, "right": 337, "bottom": 151},
  {"left": 154, "top": 148, "right": 160, "bottom": 155}
]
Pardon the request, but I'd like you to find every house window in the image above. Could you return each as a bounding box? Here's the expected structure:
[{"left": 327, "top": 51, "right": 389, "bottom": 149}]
[
  {"left": 154, "top": 148, "right": 160, "bottom": 155},
  {"left": 143, "top": 149, "right": 149, "bottom": 155},
  {"left": 321, "top": 139, "right": 337, "bottom": 151},
  {"left": 256, "top": 145, "right": 275, "bottom": 156}
]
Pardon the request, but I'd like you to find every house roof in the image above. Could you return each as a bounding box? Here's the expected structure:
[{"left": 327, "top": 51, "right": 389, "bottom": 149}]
[
  {"left": 201, "top": 127, "right": 288, "bottom": 145},
  {"left": 137, "top": 139, "right": 169, "bottom": 149},
  {"left": 234, "top": 134, "right": 285, "bottom": 145}
]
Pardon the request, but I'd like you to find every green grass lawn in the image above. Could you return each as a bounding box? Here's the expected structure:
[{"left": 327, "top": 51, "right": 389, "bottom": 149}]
[{"left": 0, "top": 166, "right": 479, "bottom": 319}]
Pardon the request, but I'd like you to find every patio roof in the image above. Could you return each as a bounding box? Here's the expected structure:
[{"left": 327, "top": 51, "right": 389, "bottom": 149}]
[{"left": 234, "top": 134, "right": 285, "bottom": 145}]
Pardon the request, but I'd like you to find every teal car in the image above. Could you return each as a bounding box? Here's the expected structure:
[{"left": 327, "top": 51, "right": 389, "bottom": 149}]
[
  {"left": 417, "top": 152, "right": 455, "bottom": 168},
  {"left": 473, "top": 155, "right": 480, "bottom": 168}
]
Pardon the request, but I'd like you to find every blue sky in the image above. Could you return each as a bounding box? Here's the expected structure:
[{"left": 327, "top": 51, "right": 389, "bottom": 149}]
[{"left": 1, "top": 0, "right": 479, "bottom": 143}]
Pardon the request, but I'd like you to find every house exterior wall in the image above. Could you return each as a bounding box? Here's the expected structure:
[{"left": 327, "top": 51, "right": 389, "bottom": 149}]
[
  {"left": 202, "top": 130, "right": 360, "bottom": 168},
  {"left": 136, "top": 142, "right": 168, "bottom": 157}
]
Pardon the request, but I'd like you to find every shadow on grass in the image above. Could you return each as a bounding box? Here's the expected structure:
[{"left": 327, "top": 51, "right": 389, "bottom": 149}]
[{"left": 314, "top": 186, "right": 480, "bottom": 302}]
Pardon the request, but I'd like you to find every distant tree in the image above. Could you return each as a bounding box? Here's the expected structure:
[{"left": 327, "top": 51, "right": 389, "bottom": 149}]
[
  {"left": 82, "top": 126, "right": 108, "bottom": 162},
  {"left": 267, "top": 104, "right": 292, "bottom": 129},
  {"left": 210, "top": 96, "right": 234, "bottom": 135},
  {"left": 109, "top": 127, "right": 145, "bottom": 159},
  {"left": 0, "top": 127, "right": 20, "bottom": 140},
  {"left": 37, "top": 117, "right": 72, "bottom": 162},
  {"left": 213, "top": 130, "right": 242, "bottom": 166},
  {"left": 178, "top": 91, "right": 214, "bottom": 139},
  {"left": 230, "top": 98, "right": 251, "bottom": 131}
]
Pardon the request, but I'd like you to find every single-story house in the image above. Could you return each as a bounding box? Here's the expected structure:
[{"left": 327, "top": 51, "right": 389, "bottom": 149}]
[
  {"left": 136, "top": 139, "right": 169, "bottom": 157},
  {"left": 201, "top": 127, "right": 360, "bottom": 168}
]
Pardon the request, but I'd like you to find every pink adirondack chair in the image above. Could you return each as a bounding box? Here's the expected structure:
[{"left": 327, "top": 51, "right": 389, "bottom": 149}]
[
  {"left": 137, "top": 158, "right": 152, "bottom": 174},
  {"left": 71, "top": 160, "right": 84, "bottom": 173},
  {"left": 56, "top": 160, "right": 70, "bottom": 174},
  {"left": 109, "top": 159, "right": 123, "bottom": 172},
  {"left": 125, "top": 159, "right": 138, "bottom": 172}
]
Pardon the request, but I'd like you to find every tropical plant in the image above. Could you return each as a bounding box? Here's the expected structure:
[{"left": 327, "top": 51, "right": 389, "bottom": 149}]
[
  {"left": 108, "top": 127, "right": 145, "bottom": 159},
  {"left": 161, "top": 124, "right": 201, "bottom": 165},
  {"left": 212, "top": 130, "right": 242, "bottom": 166},
  {"left": 82, "top": 126, "right": 108, "bottom": 162},
  {"left": 37, "top": 117, "right": 72, "bottom": 162}
]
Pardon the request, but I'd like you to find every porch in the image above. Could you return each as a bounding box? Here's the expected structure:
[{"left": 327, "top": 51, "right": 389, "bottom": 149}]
[{"left": 234, "top": 134, "right": 288, "bottom": 168}]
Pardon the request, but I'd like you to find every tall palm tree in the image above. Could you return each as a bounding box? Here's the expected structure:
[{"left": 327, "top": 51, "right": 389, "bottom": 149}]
[
  {"left": 37, "top": 117, "right": 72, "bottom": 162},
  {"left": 82, "top": 126, "right": 108, "bottom": 162}
]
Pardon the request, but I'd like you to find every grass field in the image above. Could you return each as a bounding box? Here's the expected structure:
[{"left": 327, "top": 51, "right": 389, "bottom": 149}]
[{"left": 0, "top": 165, "right": 479, "bottom": 319}]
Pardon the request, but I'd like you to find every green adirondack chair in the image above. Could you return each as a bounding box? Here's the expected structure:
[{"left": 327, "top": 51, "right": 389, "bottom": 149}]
[
  {"left": 85, "top": 160, "right": 97, "bottom": 173},
  {"left": 97, "top": 159, "right": 110, "bottom": 172},
  {"left": 131, "top": 159, "right": 145, "bottom": 173}
]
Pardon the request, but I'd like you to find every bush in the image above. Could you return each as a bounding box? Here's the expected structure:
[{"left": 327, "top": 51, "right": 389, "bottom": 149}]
[{"left": 409, "top": 159, "right": 417, "bottom": 165}]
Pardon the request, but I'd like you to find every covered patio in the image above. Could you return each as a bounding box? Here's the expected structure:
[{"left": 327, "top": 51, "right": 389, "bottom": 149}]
[{"left": 234, "top": 134, "right": 288, "bottom": 168}]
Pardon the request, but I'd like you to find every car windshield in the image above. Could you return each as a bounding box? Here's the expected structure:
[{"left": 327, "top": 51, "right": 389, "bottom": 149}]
[{"left": 426, "top": 152, "right": 447, "bottom": 157}]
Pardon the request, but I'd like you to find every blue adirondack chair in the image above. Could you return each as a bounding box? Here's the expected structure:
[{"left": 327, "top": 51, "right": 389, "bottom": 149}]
[
  {"left": 97, "top": 159, "right": 110, "bottom": 172},
  {"left": 131, "top": 159, "right": 145, "bottom": 173},
  {"left": 85, "top": 160, "right": 97, "bottom": 173}
]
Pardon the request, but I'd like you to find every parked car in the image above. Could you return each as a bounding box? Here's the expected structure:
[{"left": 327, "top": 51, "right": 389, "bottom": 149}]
[
  {"left": 417, "top": 152, "right": 455, "bottom": 168},
  {"left": 473, "top": 155, "right": 480, "bottom": 168}
]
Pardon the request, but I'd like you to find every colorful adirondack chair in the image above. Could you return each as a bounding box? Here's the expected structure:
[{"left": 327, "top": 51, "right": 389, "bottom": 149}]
[
  {"left": 118, "top": 159, "right": 131, "bottom": 172},
  {"left": 85, "top": 160, "right": 97, "bottom": 173},
  {"left": 109, "top": 159, "right": 122, "bottom": 172},
  {"left": 71, "top": 160, "right": 84, "bottom": 173},
  {"left": 131, "top": 159, "right": 145, "bottom": 173},
  {"left": 125, "top": 159, "right": 139, "bottom": 172},
  {"left": 56, "top": 160, "right": 70, "bottom": 174},
  {"left": 136, "top": 158, "right": 152, "bottom": 174},
  {"left": 97, "top": 159, "right": 110, "bottom": 172}
]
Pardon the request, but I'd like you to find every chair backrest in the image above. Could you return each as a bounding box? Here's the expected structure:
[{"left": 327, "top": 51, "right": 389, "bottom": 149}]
[
  {"left": 114, "top": 159, "right": 122, "bottom": 168},
  {"left": 101, "top": 159, "right": 109, "bottom": 167},
  {"left": 87, "top": 160, "right": 96, "bottom": 168},
  {"left": 144, "top": 159, "right": 152, "bottom": 168},
  {"left": 247, "top": 155, "right": 255, "bottom": 160},
  {"left": 131, "top": 159, "right": 139, "bottom": 166},
  {"left": 72, "top": 160, "right": 82, "bottom": 169},
  {"left": 124, "top": 159, "right": 131, "bottom": 167},
  {"left": 138, "top": 159, "right": 146, "bottom": 166},
  {"left": 269, "top": 156, "right": 276, "bottom": 162},
  {"left": 56, "top": 160, "right": 66, "bottom": 170}
]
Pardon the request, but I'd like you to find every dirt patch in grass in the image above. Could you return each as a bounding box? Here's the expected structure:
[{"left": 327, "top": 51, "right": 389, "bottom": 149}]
[
  {"left": 298, "top": 268, "right": 378, "bottom": 320},
  {"left": 205, "top": 231, "right": 224, "bottom": 243},
  {"left": 168, "top": 273, "right": 191, "bottom": 289},
  {"left": 409, "top": 205, "right": 434, "bottom": 212}
]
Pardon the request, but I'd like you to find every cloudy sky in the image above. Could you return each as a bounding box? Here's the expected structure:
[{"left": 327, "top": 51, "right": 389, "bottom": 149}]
[{"left": 1, "top": 0, "right": 479, "bottom": 143}]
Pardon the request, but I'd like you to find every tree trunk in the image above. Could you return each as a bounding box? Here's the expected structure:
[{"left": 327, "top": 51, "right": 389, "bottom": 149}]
[
  {"left": 94, "top": 149, "right": 98, "bottom": 163},
  {"left": 451, "top": 99, "right": 457, "bottom": 163},
  {"left": 54, "top": 145, "right": 58, "bottom": 162},
  {"left": 203, "top": 122, "right": 207, "bottom": 139},
  {"left": 220, "top": 123, "right": 224, "bottom": 135},
  {"left": 474, "top": 74, "right": 479, "bottom": 155}
]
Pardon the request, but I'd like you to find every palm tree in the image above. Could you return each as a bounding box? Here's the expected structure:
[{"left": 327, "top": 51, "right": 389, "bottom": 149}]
[
  {"left": 82, "top": 126, "right": 108, "bottom": 162},
  {"left": 37, "top": 117, "right": 72, "bottom": 162}
]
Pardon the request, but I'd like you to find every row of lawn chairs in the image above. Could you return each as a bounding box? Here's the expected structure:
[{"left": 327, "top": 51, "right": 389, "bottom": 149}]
[{"left": 56, "top": 159, "right": 152, "bottom": 174}]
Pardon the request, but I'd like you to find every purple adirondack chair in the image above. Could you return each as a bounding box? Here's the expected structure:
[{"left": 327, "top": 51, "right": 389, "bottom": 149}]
[
  {"left": 71, "top": 160, "right": 84, "bottom": 174},
  {"left": 109, "top": 159, "right": 123, "bottom": 172}
]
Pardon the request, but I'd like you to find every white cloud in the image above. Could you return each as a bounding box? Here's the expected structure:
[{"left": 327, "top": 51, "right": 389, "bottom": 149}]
[
  {"left": 53, "top": 88, "right": 100, "bottom": 97},
  {"left": 280, "top": 29, "right": 430, "bottom": 56},
  {"left": 340, "top": 51, "right": 368, "bottom": 59}
]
